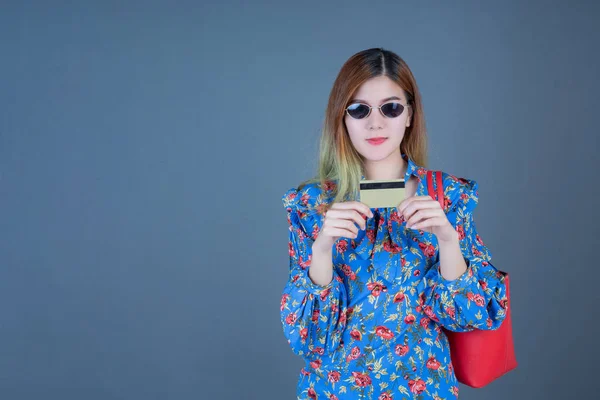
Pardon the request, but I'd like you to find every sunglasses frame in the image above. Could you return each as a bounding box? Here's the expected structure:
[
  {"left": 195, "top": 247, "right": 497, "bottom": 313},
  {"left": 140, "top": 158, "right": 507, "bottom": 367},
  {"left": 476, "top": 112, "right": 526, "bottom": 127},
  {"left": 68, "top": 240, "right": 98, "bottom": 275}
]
[{"left": 345, "top": 101, "right": 410, "bottom": 119}]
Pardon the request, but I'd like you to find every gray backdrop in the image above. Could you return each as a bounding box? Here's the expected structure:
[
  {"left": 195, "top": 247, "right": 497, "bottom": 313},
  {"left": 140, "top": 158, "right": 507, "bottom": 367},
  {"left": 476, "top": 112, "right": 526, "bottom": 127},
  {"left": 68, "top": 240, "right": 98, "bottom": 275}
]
[{"left": 1, "top": 1, "right": 599, "bottom": 399}]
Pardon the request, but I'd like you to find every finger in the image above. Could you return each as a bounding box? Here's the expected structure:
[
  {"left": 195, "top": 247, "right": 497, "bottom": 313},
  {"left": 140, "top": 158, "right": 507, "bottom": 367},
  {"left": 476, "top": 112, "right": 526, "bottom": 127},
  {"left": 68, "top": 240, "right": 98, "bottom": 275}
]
[
  {"left": 323, "top": 225, "right": 359, "bottom": 239},
  {"left": 331, "top": 201, "right": 374, "bottom": 218},
  {"left": 405, "top": 208, "right": 442, "bottom": 227},
  {"left": 402, "top": 200, "right": 440, "bottom": 221},
  {"left": 410, "top": 216, "right": 446, "bottom": 230},
  {"left": 325, "top": 208, "right": 367, "bottom": 230},
  {"left": 397, "top": 196, "right": 434, "bottom": 214},
  {"left": 326, "top": 218, "right": 359, "bottom": 237}
]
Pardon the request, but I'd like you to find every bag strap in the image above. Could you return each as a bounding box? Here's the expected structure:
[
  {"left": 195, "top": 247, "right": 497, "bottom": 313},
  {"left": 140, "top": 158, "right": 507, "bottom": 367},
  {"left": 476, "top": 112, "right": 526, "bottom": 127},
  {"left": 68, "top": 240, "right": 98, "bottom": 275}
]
[{"left": 426, "top": 170, "right": 444, "bottom": 209}]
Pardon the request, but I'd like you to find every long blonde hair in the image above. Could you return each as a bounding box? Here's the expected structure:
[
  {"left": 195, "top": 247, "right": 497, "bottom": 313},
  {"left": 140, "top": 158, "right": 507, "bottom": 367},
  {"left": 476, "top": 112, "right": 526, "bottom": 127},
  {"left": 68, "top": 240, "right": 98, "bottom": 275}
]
[{"left": 299, "top": 47, "right": 429, "bottom": 204}]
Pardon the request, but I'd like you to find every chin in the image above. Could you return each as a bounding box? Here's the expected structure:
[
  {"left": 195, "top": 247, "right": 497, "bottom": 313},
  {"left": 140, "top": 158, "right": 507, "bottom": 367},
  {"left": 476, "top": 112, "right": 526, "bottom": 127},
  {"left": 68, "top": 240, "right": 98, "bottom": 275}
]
[{"left": 361, "top": 151, "right": 393, "bottom": 162}]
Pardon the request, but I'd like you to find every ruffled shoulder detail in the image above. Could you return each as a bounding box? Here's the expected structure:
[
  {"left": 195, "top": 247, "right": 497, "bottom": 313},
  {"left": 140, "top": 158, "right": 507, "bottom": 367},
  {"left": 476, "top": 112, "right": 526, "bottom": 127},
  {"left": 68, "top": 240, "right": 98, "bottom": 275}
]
[
  {"left": 440, "top": 172, "right": 479, "bottom": 215},
  {"left": 281, "top": 181, "right": 334, "bottom": 241}
]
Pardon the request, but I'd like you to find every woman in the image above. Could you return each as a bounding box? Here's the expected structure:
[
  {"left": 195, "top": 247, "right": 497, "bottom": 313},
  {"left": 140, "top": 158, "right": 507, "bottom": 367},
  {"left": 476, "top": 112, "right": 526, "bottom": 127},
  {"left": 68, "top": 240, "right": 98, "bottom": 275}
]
[{"left": 280, "top": 48, "right": 508, "bottom": 399}]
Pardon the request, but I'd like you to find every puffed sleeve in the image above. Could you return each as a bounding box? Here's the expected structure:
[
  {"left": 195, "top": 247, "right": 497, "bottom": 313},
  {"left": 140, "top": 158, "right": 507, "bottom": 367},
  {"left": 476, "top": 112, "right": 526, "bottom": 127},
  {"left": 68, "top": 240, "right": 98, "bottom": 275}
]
[
  {"left": 418, "top": 176, "right": 509, "bottom": 332},
  {"left": 279, "top": 183, "right": 349, "bottom": 359}
]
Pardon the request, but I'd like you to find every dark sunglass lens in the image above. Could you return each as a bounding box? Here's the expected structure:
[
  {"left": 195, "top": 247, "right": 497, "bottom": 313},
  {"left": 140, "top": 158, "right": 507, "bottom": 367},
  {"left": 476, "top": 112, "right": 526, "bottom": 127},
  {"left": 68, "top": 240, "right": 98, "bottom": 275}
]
[
  {"left": 381, "top": 102, "right": 404, "bottom": 118},
  {"left": 346, "top": 103, "right": 370, "bottom": 119}
]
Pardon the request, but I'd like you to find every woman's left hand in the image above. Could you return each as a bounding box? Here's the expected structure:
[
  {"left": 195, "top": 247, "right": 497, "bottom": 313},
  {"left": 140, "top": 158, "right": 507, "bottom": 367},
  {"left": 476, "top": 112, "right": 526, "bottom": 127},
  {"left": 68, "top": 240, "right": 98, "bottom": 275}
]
[{"left": 396, "top": 196, "right": 458, "bottom": 243}]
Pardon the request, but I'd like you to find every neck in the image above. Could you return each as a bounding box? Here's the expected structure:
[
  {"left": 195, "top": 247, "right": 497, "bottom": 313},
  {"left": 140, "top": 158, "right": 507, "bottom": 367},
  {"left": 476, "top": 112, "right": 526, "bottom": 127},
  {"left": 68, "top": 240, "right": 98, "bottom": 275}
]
[{"left": 363, "top": 150, "right": 407, "bottom": 181}]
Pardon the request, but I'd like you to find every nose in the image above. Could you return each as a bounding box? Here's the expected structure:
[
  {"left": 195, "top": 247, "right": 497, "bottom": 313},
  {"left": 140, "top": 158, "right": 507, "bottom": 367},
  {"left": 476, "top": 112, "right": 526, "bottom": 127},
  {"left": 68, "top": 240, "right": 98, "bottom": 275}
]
[{"left": 366, "top": 108, "right": 385, "bottom": 130}]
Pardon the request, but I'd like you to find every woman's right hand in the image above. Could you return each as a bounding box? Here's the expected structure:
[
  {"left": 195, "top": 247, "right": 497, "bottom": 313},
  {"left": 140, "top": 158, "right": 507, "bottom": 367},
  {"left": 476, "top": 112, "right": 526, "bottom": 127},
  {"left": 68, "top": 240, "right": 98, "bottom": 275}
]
[{"left": 313, "top": 201, "right": 374, "bottom": 253}]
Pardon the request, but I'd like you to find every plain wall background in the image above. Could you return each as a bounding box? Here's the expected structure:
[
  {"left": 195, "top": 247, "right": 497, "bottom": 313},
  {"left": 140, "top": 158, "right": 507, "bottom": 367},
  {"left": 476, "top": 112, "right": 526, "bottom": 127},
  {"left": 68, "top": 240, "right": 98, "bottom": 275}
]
[{"left": 1, "top": 1, "right": 599, "bottom": 399}]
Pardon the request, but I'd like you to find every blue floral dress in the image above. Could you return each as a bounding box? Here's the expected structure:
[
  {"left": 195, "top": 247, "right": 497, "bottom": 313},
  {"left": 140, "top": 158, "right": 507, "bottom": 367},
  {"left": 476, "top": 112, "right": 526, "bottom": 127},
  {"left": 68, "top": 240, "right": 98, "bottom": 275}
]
[{"left": 279, "top": 154, "right": 508, "bottom": 399}]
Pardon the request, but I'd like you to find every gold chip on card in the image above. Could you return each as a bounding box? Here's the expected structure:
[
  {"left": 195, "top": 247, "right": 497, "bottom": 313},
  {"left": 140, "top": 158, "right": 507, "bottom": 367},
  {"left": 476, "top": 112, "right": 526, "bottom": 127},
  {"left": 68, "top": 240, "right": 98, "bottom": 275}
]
[{"left": 359, "top": 179, "right": 406, "bottom": 208}]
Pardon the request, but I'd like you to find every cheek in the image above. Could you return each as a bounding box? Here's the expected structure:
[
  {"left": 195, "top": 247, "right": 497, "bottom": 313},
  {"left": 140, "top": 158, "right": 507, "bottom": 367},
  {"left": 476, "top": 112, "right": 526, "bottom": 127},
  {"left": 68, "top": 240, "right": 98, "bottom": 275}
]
[{"left": 344, "top": 117, "right": 363, "bottom": 142}]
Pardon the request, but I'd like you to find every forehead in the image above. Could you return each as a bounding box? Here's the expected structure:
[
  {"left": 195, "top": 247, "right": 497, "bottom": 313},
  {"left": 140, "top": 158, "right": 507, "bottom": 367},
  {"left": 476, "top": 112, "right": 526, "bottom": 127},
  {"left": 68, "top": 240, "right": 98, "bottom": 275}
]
[{"left": 351, "top": 75, "right": 406, "bottom": 103}]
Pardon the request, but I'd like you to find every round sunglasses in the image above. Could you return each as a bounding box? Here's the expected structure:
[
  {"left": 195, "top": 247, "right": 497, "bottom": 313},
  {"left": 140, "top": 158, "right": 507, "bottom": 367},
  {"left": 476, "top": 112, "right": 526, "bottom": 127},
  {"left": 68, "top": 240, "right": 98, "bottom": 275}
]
[{"left": 345, "top": 101, "right": 409, "bottom": 119}]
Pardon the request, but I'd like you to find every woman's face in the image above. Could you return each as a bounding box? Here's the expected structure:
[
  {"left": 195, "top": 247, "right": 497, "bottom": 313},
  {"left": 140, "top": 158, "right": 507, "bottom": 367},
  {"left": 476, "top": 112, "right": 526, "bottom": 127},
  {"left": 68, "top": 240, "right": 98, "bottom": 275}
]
[{"left": 344, "top": 75, "right": 412, "bottom": 162}]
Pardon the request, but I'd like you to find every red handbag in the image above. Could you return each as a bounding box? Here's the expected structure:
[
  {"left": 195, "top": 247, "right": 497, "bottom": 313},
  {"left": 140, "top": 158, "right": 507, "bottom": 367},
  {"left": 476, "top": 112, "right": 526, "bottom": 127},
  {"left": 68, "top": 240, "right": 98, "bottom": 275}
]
[{"left": 426, "top": 170, "right": 517, "bottom": 388}]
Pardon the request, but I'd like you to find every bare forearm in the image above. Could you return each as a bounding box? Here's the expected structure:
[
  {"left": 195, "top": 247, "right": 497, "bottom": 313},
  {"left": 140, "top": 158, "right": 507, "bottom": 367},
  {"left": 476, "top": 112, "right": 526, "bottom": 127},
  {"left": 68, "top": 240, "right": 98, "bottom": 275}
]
[
  {"left": 308, "top": 244, "right": 334, "bottom": 286},
  {"left": 438, "top": 231, "right": 468, "bottom": 281}
]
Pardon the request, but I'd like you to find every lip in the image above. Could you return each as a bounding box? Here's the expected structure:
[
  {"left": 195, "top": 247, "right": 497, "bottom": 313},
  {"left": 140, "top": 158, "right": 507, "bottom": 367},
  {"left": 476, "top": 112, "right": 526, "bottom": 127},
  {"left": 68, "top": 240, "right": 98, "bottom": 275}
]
[{"left": 366, "top": 137, "right": 387, "bottom": 145}]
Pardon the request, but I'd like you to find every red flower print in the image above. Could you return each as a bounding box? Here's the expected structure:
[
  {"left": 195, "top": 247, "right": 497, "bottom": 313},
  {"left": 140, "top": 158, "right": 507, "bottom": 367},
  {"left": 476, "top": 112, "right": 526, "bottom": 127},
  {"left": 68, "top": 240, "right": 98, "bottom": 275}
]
[
  {"left": 341, "top": 264, "right": 357, "bottom": 280},
  {"left": 323, "top": 180, "right": 337, "bottom": 192},
  {"left": 301, "top": 367, "right": 311, "bottom": 376},
  {"left": 375, "top": 326, "right": 394, "bottom": 340},
  {"left": 310, "top": 359, "right": 322, "bottom": 370},
  {"left": 443, "top": 196, "right": 450, "bottom": 210},
  {"left": 286, "top": 191, "right": 298, "bottom": 201},
  {"left": 395, "top": 343, "right": 409, "bottom": 356},
  {"left": 310, "top": 358, "right": 322, "bottom": 369},
  {"left": 352, "top": 371, "right": 372, "bottom": 387},
  {"left": 383, "top": 239, "right": 401, "bottom": 253},
  {"left": 404, "top": 315, "right": 416, "bottom": 324},
  {"left": 378, "top": 392, "right": 393, "bottom": 400},
  {"left": 418, "top": 292, "right": 426, "bottom": 306},
  {"left": 408, "top": 378, "right": 426, "bottom": 394},
  {"left": 366, "top": 229, "right": 376, "bottom": 242},
  {"left": 479, "top": 279, "right": 487, "bottom": 290},
  {"left": 390, "top": 209, "right": 403, "bottom": 223},
  {"left": 456, "top": 224, "right": 465, "bottom": 240},
  {"left": 300, "top": 328, "right": 308, "bottom": 340},
  {"left": 413, "top": 269, "right": 421, "bottom": 277},
  {"left": 336, "top": 239, "right": 348, "bottom": 253},
  {"left": 473, "top": 294, "right": 485, "bottom": 307},
  {"left": 300, "top": 193, "right": 310, "bottom": 206},
  {"left": 280, "top": 293, "right": 289, "bottom": 311},
  {"left": 445, "top": 306, "right": 456, "bottom": 319},
  {"left": 328, "top": 370, "right": 341, "bottom": 383},
  {"left": 423, "top": 306, "right": 439, "bottom": 322},
  {"left": 312, "top": 309, "right": 320, "bottom": 323},
  {"left": 393, "top": 291, "right": 405, "bottom": 303},
  {"left": 367, "top": 281, "right": 388, "bottom": 296},
  {"left": 308, "top": 387, "right": 317, "bottom": 399},
  {"left": 329, "top": 395, "right": 339, "bottom": 400},
  {"left": 285, "top": 313, "right": 297, "bottom": 325},
  {"left": 312, "top": 225, "right": 320, "bottom": 240},
  {"left": 298, "top": 254, "right": 311, "bottom": 270},
  {"left": 426, "top": 357, "right": 441, "bottom": 370},
  {"left": 420, "top": 317, "right": 430, "bottom": 329},
  {"left": 476, "top": 233, "right": 484, "bottom": 246},
  {"left": 313, "top": 347, "right": 324, "bottom": 356},
  {"left": 319, "top": 287, "right": 331, "bottom": 301},
  {"left": 350, "top": 329, "right": 362, "bottom": 341},
  {"left": 418, "top": 242, "right": 436, "bottom": 258},
  {"left": 346, "top": 346, "right": 361, "bottom": 362}
]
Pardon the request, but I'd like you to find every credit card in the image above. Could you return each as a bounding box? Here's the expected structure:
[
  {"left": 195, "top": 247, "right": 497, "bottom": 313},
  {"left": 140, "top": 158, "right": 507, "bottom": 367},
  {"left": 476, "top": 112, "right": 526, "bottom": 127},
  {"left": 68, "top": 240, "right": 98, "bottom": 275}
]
[{"left": 359, "top": 179, "right": 405, "bottom": 208}]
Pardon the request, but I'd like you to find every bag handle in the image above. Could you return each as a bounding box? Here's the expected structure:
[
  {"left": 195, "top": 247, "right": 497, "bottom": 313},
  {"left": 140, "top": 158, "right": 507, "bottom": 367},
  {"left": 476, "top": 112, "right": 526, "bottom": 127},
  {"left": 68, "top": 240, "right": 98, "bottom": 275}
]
[{"left": 426, "top": 170, "right": 444, "bottom": 209}]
